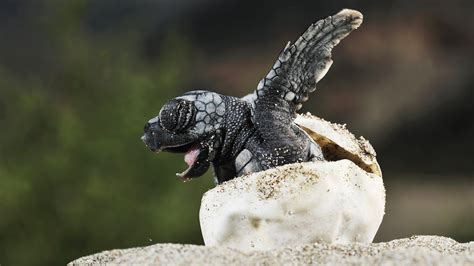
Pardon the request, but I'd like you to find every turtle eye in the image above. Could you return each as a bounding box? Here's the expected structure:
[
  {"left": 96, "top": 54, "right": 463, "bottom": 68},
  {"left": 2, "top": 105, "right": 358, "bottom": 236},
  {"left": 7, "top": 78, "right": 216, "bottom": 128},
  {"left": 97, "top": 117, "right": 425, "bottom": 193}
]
[{"left": 159, "top": 99, "right": 195, "bottom": 132}]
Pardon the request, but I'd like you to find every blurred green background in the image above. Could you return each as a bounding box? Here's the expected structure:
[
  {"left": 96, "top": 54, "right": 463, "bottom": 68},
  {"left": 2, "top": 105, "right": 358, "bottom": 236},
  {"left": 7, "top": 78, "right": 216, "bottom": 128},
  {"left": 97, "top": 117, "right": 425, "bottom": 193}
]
[{"left": 0, "top": 0, "right": 472, "bottom": 265}]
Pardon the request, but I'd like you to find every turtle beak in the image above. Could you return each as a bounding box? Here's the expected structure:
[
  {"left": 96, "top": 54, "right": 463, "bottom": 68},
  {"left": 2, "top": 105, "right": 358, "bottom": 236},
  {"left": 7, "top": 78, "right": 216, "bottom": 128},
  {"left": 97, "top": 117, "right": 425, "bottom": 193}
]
[
  {"left": 142, "top": 134, "right": 158, "bottom": 151},
  {"left": 142, "top": 117, "right": 198, "bottom": 153},
  {"left": 142, "top": 119, "right": 164, "bottom": 152}
]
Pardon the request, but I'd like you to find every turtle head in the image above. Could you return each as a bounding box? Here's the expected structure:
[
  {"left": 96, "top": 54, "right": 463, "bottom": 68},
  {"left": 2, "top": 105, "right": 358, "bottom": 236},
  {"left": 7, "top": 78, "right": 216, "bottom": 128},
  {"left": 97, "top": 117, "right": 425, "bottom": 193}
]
[{"left": 142, "top": 91, "right": 226, "bottom": 180}]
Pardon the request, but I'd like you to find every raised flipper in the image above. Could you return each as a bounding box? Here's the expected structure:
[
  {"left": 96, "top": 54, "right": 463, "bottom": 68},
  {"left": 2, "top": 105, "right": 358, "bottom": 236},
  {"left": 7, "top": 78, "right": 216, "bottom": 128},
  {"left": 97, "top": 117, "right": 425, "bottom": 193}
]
[{"left": 244, "top": 9, "right": 363, "bottom": 137}]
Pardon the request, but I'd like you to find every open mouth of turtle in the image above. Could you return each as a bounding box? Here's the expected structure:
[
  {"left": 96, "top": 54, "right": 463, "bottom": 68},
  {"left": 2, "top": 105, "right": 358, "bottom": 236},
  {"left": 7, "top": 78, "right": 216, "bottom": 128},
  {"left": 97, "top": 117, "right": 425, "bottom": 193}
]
[{"left": 164, "top": 142, "right": 210, "bottom": 180}]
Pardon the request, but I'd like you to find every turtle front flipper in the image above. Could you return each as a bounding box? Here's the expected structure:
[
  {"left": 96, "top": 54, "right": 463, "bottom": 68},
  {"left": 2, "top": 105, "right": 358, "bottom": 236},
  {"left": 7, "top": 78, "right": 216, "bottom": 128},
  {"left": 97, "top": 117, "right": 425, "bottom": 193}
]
[{"left": 244, "top": 9, "right": 362, "bottom": 128}]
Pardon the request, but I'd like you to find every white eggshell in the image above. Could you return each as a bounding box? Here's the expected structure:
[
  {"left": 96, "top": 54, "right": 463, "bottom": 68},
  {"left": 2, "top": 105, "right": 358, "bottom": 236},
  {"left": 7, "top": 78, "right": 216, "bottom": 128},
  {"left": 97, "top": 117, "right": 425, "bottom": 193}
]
[{"left": 200, "top": 160, "right": 385, "bottom": 251}]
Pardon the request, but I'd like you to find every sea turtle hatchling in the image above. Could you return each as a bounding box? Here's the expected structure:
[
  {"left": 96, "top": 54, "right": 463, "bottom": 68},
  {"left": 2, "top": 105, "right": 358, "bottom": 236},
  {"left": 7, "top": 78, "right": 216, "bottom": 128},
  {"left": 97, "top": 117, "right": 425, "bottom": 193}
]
[{"left": 142, "top": 9, "right": 365, "bottom": 184}]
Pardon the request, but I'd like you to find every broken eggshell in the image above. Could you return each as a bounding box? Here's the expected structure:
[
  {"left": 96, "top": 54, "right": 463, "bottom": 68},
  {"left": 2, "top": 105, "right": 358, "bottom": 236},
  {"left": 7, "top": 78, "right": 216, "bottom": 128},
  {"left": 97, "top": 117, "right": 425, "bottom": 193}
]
[{"left": 199, "top": 113, "right": 385, "bottom": 251}]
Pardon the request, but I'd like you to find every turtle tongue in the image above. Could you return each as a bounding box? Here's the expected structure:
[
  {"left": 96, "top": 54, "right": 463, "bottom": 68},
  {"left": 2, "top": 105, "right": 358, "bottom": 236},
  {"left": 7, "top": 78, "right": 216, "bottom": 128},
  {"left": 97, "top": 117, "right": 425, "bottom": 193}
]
[
  {"left": 177, "top": 143, "right": 210, "bottom": 180},
  {"left": 184, "top": 144, "right": 200, "bottom": 167}
]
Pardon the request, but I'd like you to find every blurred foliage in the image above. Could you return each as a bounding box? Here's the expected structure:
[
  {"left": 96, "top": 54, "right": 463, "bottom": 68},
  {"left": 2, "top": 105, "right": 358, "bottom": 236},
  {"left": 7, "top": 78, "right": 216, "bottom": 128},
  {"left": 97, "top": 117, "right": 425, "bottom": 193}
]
[{"left": 0, "top": 1, "right": 214, "bottom": 265}]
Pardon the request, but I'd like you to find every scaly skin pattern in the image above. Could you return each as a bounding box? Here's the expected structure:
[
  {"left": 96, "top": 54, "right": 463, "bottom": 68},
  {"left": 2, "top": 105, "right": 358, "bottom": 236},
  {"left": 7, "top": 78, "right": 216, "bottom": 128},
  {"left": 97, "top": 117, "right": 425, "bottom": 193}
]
[{"left": 142, "top": 9, "right": 363, "bottom": 184}]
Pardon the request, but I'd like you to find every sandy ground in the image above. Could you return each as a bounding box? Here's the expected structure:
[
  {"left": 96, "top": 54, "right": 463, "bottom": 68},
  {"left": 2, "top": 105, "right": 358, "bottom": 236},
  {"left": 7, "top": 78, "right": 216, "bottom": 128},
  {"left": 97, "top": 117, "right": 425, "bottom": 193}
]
[{"left": 69, "top": 235, "right": 473, "bottom": 265}]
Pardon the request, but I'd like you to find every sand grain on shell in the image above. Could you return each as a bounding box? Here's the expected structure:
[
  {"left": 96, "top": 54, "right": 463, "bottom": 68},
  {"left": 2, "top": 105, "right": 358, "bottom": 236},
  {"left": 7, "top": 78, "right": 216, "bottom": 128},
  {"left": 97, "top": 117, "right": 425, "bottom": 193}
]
[{"left": 254, "top": 164, "right": 320, "bottom": 200}]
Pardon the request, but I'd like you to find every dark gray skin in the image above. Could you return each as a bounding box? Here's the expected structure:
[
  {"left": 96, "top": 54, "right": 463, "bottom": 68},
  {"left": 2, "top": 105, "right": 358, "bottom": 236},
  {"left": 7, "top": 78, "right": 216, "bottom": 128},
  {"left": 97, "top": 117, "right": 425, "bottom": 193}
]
[{"left": 142, "top": 10, "right": 363, "bottom": 184}]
